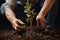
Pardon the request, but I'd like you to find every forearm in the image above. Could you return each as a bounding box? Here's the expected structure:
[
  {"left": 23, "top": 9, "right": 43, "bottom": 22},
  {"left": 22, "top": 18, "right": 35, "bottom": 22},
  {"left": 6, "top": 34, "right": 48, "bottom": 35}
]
[
  {"left": 39, "top": 0, "right": 55, "bottom": 17},
  {"left": 5, "top": 8, "right": 16, "bottom": 24}
]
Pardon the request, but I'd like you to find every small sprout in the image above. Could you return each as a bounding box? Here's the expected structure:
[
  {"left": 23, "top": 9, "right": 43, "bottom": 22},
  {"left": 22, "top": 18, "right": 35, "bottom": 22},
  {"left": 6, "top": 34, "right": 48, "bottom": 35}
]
[
  {"left": 24, "top": 0, "right": 32, "bottom": 12},
  {"left": 24, "top": 10, "right": 28, "bottom": 13},
  {"left": 26, "top": 14, "right": 31, "bottom": 18},
  {"left": 24, "top": 0, "right": 35, "bottom": 27},
  {"left": 26, "top": 18, "right": 30, "bottom": 22}
]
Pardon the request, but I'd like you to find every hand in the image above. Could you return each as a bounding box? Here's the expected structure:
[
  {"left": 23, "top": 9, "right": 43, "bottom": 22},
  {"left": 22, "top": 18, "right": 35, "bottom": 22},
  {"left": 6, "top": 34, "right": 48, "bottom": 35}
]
[
  {"left": 12, "top": 19, "right": 25, "bottom": 31},
  {"left": 36, "top": 15, "right": 46, "bottom": 29}
]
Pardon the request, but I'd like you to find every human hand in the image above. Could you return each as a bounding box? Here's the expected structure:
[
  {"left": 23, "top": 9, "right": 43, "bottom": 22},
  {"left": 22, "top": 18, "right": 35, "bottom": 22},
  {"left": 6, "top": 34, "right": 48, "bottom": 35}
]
[
  {"left": 36, "top": 15, "right": 46, "bottom": 29},
  {"left": 12, "top": 19, "right": 25, "bottom": 31}
]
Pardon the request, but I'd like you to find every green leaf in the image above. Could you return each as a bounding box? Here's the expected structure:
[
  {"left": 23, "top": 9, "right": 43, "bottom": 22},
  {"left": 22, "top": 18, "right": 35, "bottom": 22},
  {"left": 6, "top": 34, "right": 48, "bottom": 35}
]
[{"left": 26, "top": 18, "right": 30, "bottom": 22}]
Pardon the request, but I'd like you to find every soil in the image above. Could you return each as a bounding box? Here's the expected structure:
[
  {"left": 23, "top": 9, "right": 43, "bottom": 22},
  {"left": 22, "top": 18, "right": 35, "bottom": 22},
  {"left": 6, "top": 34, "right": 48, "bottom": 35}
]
[{"left": 0, "top": 26, "right": 60, "bottom": 40}]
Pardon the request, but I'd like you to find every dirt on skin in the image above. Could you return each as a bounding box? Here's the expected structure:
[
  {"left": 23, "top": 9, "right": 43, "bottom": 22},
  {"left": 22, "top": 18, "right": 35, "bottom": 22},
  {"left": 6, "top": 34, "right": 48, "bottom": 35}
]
[{"left": 0, "top": 26, "right": 60, "bottom": 40}]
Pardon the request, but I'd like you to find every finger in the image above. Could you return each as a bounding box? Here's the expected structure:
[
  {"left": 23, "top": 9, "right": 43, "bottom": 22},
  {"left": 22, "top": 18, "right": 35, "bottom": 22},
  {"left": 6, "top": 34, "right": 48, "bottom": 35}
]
[
  {"left": 12, "top": 24, "right": 17, "bottom": 30},
  {"left": 18, "top": 20, "right": 25, "bottom": 24},
  {"left": 12, "top": 22, "right": 21, "bottom": 31},
  {"left": 14, "top": 23, "right": 19, "bottom": 27},
  {"left": 13, "top": 22, "right": 20, "bottom": 28},
  {"left": 40, "top": 20, "right": 46, "bottom": 29},
  {"left": 17, "top": 20, "right": 25, "bottom": 27},
  {"left": 14, "top": 26, "right": 21, "bottom": 31},
  {"left": 42, "top": 20, "right": 46, "bottom": 27}
]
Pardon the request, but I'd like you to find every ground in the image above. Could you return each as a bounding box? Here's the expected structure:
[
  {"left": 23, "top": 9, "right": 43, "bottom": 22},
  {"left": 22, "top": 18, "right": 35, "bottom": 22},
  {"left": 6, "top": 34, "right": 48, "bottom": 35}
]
[{"left": 0, "top": 26, "right": 60, "bottom": 40}]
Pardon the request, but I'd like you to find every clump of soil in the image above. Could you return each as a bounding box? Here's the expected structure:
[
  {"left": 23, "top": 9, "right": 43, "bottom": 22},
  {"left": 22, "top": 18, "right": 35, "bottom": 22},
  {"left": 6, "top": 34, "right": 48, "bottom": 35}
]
[{"left": 0, "top": 26, "right": 60, "bottom": 40}]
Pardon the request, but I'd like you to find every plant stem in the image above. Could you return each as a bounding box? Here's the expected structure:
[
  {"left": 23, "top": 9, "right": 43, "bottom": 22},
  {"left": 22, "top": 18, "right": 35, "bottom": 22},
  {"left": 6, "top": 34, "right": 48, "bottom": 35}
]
[
  {"left": 30, "top": 21, "right": 32, "bottom": 27},
  {"left": 30, "top": 19, "right": 33, "bottom": 30}
]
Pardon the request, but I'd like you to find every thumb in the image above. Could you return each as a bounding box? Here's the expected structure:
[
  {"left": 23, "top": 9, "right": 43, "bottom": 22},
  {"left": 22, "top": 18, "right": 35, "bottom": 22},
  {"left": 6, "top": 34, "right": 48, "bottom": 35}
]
[{"left": 18, "top": 20, "right": 25, "bottom": 25}]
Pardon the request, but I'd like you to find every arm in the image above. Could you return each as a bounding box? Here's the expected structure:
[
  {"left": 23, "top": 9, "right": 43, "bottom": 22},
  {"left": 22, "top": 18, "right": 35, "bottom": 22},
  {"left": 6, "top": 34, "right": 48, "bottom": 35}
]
[
  {"left": 38, "top": 0, "right": 55, "bottom": 17},
  {"left": 5, "top": 0, "right": 17, "bottom": 24},
  {"left": 5, "top": 7, "right": 16, "bottom": 24},
  {"left": 36, "top": 0, "right": 55, "bottom": 29},
  {"left": 5, "top": 0, "right": 25, "bottom": 31}
]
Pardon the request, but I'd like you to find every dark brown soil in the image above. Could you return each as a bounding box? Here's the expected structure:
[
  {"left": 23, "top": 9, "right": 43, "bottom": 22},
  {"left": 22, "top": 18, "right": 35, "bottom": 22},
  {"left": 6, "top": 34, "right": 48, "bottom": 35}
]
[{"left": 0, "top": 26, "right": 60, "bottom": 40}]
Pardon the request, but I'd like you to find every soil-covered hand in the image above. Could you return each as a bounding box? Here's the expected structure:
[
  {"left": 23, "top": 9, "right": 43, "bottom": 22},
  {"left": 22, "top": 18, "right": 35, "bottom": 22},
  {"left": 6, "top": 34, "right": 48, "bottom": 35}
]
[
  {"left": 12, "top": 19, "right": 25, "bottom": 31},
  {"left": 36, "top": 15, "right": 46, "bottom": 29}
]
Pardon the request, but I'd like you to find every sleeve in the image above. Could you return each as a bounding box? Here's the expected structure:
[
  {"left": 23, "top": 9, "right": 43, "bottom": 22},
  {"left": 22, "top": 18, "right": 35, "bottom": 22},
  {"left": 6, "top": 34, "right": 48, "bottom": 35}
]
[
  {"left": 5, "top": 0, "right": 17, "bottom": 9},
  {"left": 39, "top": 0, "right": 45, "bottom": 7},
  {"left": 0, "top": 0, "right": 17, "bottom": 14}
]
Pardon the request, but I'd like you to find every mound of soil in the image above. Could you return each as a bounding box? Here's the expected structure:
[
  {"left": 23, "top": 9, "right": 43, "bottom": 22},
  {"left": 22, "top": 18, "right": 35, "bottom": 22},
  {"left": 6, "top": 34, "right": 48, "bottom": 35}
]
[{"left": 0, "top": 26, "right": 60, "bottom": 40}]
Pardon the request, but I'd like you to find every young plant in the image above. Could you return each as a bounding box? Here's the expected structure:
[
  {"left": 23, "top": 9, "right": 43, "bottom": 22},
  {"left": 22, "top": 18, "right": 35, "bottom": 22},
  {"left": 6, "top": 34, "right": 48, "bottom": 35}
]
[{"left": 24, "top": 0, "right": 35, "bottom": 27}]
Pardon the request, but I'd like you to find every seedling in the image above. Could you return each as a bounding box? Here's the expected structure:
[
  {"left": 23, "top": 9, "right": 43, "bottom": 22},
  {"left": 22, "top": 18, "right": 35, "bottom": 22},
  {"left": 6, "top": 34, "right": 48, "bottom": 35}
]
[{"left": 24, "top": 0, "right": 35, "bottom": 27}]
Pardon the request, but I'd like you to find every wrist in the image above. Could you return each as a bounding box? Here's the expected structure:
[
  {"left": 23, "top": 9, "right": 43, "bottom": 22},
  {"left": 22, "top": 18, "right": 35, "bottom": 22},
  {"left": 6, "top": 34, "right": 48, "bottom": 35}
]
[
  {"left": 38, "top": 12, "right": 46, "bottom": 17},
  {"left": 9, "top": 17, "right": 17, "bottom": 24},
  {"left": 38, "top": 13, "right": 44, "bottom": 17}
]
